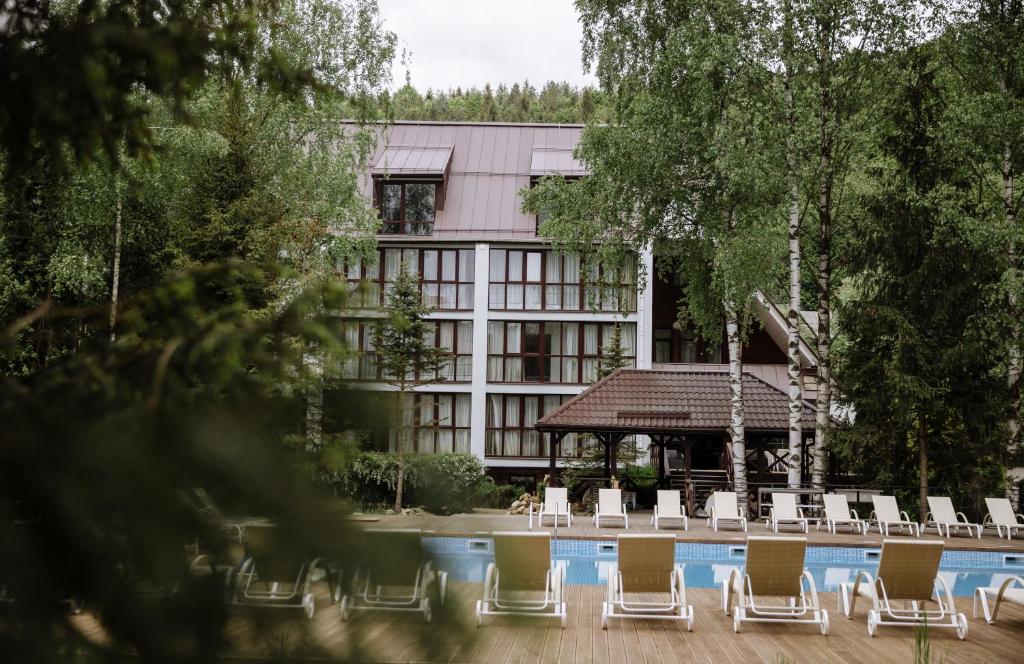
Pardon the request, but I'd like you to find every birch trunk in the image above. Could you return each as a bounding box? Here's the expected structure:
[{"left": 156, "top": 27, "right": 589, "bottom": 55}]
[
  {"left": 304, "top": 348, "right": 323, "bottom": 451},
  {"left": 918, "top": 414, "right": 928, "bottom": 524},
  {"left": 783, "top": 6, "right": 803, "bottom": 488},
  {"left": 811, "top": 12, "right": 834, "bottom": 490},
  {"left": 1003, "top": 136, "right": 1023, "bottom": 507},
  {"left": 109, "top": 181, "right": 123, "bottom": 343},
  {"left": 726, "top": 303, "right": 747, "bottom": 516}
]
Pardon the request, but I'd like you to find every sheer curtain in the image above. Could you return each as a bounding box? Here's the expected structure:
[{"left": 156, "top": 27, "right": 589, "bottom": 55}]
[
  {"left": 504, "top": 396, "right": 520, "bottom": 456},
  {"left": 563, "top": 254, "right": 580, "bottom": 309},
  {"left": 487, "top": 322, "right": 504, "bottom": 380},
  {"left": 562, "top": 323, "right": 579, "bottom": 383},
  {"left": 437, "top": 395, "right": 453, "bottom": 453},
  {"left": 583, "top": 324, "right": 599, "bottom": 382},
  {"left": 455, "top": 394, "right": 471, "bottom": 453},
  {"left": 486, "top": 395, "right": 502, "bottom": 455},
  {"left": 505, "top": 323, "right": 522, "bottom": 381},
  {"left": 523, "top": 398, "right": 539, "bottom": 456}
]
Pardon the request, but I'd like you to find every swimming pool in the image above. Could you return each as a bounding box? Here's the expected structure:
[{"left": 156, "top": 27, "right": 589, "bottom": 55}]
[{"left": 424, "top": 536, "right": 1024, "bottom": 597}]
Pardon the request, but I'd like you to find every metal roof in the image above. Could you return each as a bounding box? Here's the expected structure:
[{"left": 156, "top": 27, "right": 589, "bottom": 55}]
[
  {"left": 529, "top": 147, "right": 587, "bottom": 177},
  {"left": 536, "top": 369, "right": 816, "bottom": 435},
  {"left": 357, "top": 122, "right": 584, "bottom": 241},
  {"left": 372, "top": 146, "right": 453, "bottom": 176}
]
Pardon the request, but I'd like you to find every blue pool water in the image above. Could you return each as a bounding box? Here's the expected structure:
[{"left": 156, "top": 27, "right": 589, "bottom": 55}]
[{"left": 424, "top": 537, "right": 1024, "bottom": 597}]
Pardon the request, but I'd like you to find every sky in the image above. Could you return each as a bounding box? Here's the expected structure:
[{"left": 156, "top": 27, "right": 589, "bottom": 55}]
[{"left": 377, "top": 0, "right": 598, "bottom": 92}]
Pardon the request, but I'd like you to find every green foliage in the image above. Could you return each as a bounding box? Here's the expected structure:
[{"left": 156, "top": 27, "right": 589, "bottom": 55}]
[
  {"left": 325, "top": 451, "right": 495, "bottom": 514},
  {"left": 373, "top": 267, "right": 451, "bottom": 387},
  {"left": 597, "top": 323, "right": 630, "bottom": 379},
  {"left": 379, "top": 81, "right": 613, "bottom": 124},
  {"left": 833, "top": 45, "right": 1012, "bottom": 514},
  {"left": 0, "top": 263, "right": 370, "bottom": 660},
  {"left": 620, "top": 463, "right": 658, "bottom": 490}
]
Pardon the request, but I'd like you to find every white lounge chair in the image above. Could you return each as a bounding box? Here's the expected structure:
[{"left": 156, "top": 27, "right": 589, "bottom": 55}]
[
  {"left": 706, "top": 491, "right": 747, "bottom": 532},
  {"left": 476, "top": 532, "right": 566, "bottom": 627},
  {"left": 529, "top": 487, "right": 572, "bottom": 528},
  {"left": 983, "top": 498, "right": 1024, "bottom": 539},
  {"left": 924, "top": 497, "right": 980, "bottom": 538},
  {"left": 651, "top": 490, "right": 688, "bottom": 530},
  {"left": 594, "top": 489, "right": 629, "bottom": 529},
  {"left": 973, "top": 574, "right": 1024, "bottom": 624},
  {"left": 602, "top": 534, "right": 693, "bottom": 630},
  {"left": 722, "top": 536, "right": 828, "bottom": 634},
  {"left": 840, "top": 539, "right": 966, "bottom": 639},
  {"left": 868, "top": 495, "right": 920, "bottom": 537},
  {"left": 340, "top": 529, "right": 447, "bottom": 623},
  {"left": 767, "top": 493, "right": 809, "bottom": 533},
  {"left": 822, "top": 494, "right": 866, "bottom": 535},
  {"left": 232, "top": 525, "right": 321, "bottom": 619}
]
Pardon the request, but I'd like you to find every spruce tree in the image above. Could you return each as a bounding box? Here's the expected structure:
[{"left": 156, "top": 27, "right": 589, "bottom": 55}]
[{"left": 373, "top": 267, "right": 451, "bottom": 512}]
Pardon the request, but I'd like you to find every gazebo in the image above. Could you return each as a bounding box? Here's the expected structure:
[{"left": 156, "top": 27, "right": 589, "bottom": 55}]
[{"left": 535, "top": 368, "right": 817, "bottom": 498}]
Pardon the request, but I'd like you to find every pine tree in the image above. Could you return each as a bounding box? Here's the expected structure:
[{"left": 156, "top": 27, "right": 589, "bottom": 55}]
[
  {"left": 373, "top": 267, "right": 451, "bottom": 512},
  {"left": 598, "top": 323, "right": 630, "bottom": 379}
]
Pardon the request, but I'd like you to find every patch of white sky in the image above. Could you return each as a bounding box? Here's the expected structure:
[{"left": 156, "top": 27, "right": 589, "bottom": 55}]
[{"left": 377, "top": 0, "right": 598, "bottom": 92}]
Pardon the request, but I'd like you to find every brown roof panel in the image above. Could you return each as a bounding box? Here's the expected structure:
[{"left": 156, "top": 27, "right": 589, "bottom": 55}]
[
  {"left": 530, "top": 148, "right": 587, "bottom": 177},
  {"left": 371, "top": 146, "right": 453, "bottom": 176},
  {"left": 536, "top": 369, "right": 816, "bottom": 434},
  {"left": 355, "top": 121, "right": 585, "bottom": 241}
]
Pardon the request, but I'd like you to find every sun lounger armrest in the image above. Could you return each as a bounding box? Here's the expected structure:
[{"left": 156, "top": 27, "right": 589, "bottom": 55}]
[
  {"left": 850, "top": 508, "right": 860, "bottom": 520},
  {"left": 983, "top": 513, "right": 993, "bottom": 526},
  {"left": 900, "top": 510, "right": 912, "bottom": 522},
  {"left": 997, "top": 576, "right": 1024, "bottom": 598},
  {"left": 1016, "top": 513, "right": 1024, "bottom": 525},
  {"left": 674, "top": 564, "right": 687, "bottom": 605},
  {"left": 868, "top": 511, "right": 877, "bottom": 522},
  {"left": 801, "top": 569, "right": 821, "bottom": 606},
  {"left": 955, "top": 512, "right": 971, "bottom": 524},
  {"left": 724, "top": 567, "right": 742, "bottom": 615}
]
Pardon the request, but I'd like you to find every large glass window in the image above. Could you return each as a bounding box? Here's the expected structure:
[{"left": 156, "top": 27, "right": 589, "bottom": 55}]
[
  {"left": 344, "top": 248, "right": 474, "bottom": 310},
  {"left": 337, "top": 320, "right": 471, "bottom": 382},
  {"left": 487, "top": 322, "right": 636, "bottom": 384},
  {"left": 651, "top": 327, "right": 719, "bottom": 364},
  {"left": 388, "top": 393, "right": 471, "bottom": 454},
  {"left": 488, "top": 249, "right": 636, "bottom": 312},
  {"left": 485, "top": 394, "right": 577, "bottom": 458},
  {"left": 376, "top": 181, "right": 437, "bottom": 235}
]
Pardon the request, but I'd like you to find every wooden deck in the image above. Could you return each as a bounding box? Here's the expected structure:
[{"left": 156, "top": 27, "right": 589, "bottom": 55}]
[
  {"left": 110, "top": 580, "right": 1023, "bottom": 662},
  {"left": 367, "top": 509, "right": 1024, "bottom": 553}
]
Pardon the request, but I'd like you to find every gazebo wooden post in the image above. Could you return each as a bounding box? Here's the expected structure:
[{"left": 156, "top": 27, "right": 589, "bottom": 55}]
[
  {"left": 548, "top": 431, "right": 563, "bottom": 486},
  {"left": 610, "top": 435, "right": 619, "bottom": 477},
  {"left": 602, "top": 435, "right": 611, "bottom": 478}
]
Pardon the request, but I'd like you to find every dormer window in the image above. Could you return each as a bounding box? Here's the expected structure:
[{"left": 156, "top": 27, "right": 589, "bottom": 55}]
[
  {"left": 379, "top": 181, "right": 436, "bottom": 235},
  {"left": 372, "top": 145, "right": 453, "bottom": 236}
]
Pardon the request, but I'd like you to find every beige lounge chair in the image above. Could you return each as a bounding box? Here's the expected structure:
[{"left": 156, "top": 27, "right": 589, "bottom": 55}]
[
  {"left": 476, "top": 532, "right": 566, "bottom": 627},
  {"left": 767, "top": 493, "right": 809, "bottom": 533},
  {"left": 973, "top": 574, "right": 1024, "bottom": 624},
  {"left": 651, "top": 490, "right": 688, "bottom": 530},
  {"left": 340, "top": 529, "right": 447, "bottom": 623},
  {"left": 722, "top": 536, "right": 828, "bottom": 634},
  {"left": 869, "top": 495, "right": 920, "bottom": 537},
  {"left": 602, "top": 534, "right": 693, "bottom": 630},
  {"left": 594, "top": 489, "right": 629, "bottom": 529},
  {"left": 529, "top": 487, "right": 572, "bottom": 528},
  {"left": 706, "top": 491, "right": 747, "bottom": 532},
  {"left": 822, "top": 494, "right": 866, "bottom": 535},
  {"left": 232, "top": 525, "right": 321, "bottom": 619},
  {"left": 840, "top": 539, "right": 966, "bottom": 639},
  {"left": 983, "top": 498, "right": 1024, "bottom": 539},
  {"left": 925, "top": 497, "right": 980, "bottom": 538}
]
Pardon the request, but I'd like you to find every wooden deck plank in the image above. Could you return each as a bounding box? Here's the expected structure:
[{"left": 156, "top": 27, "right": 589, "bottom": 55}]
[{"left": 59, "top": 578, "right": 1024, "bottom": 662}]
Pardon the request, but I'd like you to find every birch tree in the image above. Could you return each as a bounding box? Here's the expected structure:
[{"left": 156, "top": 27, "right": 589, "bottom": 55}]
[{"left": 525, "top": 0, "right": 786, "bottom": 514}]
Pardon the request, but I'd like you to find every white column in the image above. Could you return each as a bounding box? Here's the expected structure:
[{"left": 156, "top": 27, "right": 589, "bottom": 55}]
[
  {"left": 470, "top": 243, "right": 490, "bottom": 462},
  {"left": 636, "top": 244, "right": 655, "bottom": 369},
  {"left": 635, "top": 245, "right": 655, "bottom": 463}
]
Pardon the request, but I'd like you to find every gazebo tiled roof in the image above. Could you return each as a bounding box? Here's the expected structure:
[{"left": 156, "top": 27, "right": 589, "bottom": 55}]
[{"left": 536, "top": 368, "right": 816, "bottom": 435}]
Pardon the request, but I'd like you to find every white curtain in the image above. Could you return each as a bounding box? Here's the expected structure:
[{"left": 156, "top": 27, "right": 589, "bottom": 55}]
[
  {"left": 458, "top": 321, "right": 473, "bottom": 353},
  {"left": 563, "top": 285, "right": 580, "bottom": 310},
  {"left": 584, "top": 324, "right": 599, "bottom": 354},
  {"left": 489, "top": 249, "right": 506, "bottom": 281},
  {"left": 439, "top": 284, "right": 456, "bottom": 309},
  {"left": 458, "top": 249, "right": 475, "bottom": 282},
  {"left": 456, "top": 394, "right": 471, "bottom": 427},
  {"left": 488, "top": 284, "right": 505, "bottom": 309},
  {"left": 622, "top": 324, "right": 636, "bottom": 357},
  {"left": 506, "top": 284, "right": 524, "bottom": 309},
  {"left": 525, "top": 285, "right": 542, "bottom": 310},
  {"left": 563, "top": 253, "right": 580, "bottom": 283},
  {"left": 506, "top": 323, "right": 521, "bottom": 352},
  {"left": 458, "top": 284, "right": 474, "bottom": 309},
  {"left": 439, "top": 322, "right": 455, "bottom": 351},
  {"left": 546, "top": 252, "right": 562, "bottom": 282},
  {"left": 423, "top": 250, "right": 438, "bottom": 280},
  {"left": 545, "top": 285, "right": 561, "bottom": 310},
  {"left": 384, "top": 249, "right": 401, "bottom": 280},
  {"left": 522, "top": 398, "right": 539, "bottom": 456},
  {"left": 442, "top": 250, "right": 457, "bottom": 281}
]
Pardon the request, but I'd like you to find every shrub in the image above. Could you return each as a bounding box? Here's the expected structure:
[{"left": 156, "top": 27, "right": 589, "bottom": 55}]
[
  {"left": 409, "top": 453, "right": 494, "bottom": 514},
  {"left": 620, "top": 463, "right": 658, "bottom": 489}
]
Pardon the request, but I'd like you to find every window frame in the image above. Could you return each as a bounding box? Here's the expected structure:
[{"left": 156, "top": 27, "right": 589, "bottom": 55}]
[
  {"left": 374, "top": 180, "right": 438, "bottom": 235},
  {"left": 484, "top": 393, "right": 577, "bottom": 459},
  {"left": 487, "top": 321, "right": 636, "bottom": 384},
  {"left": 343, "top": 248, "right": 475, "bottom": 311}
]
